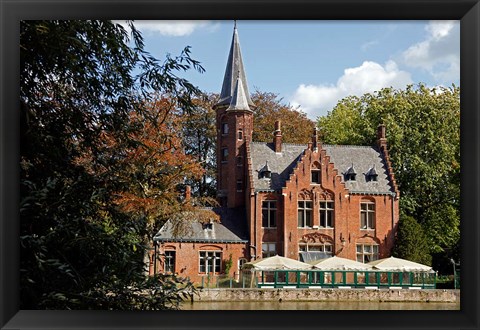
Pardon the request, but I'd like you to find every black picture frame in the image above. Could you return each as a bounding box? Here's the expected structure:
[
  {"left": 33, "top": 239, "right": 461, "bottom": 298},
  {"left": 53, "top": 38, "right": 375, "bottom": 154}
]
[{"left": 1, "top": 0, "right": 478, "bottom": 329}]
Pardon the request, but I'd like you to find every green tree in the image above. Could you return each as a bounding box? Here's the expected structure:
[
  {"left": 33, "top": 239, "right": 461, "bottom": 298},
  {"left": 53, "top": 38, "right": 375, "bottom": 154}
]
[
  {"left": 20, "top": 20, "right": 204, "bottom": 309},
  {"left": 251, "top": 90, "right": 314, "bottom": 144},
  {"left": 318, "top": 84, "right": 460, "bottom": 267},
  {"left": 393, "top": 215, "right": 432, "bottom": 266},
  {"left": 181, "top": 93, "right": 218, "bottom": 198}
]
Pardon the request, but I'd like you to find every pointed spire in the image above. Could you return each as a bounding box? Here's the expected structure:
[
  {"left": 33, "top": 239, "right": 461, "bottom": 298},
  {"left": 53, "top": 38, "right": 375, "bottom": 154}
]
[
  {"left": 215, "top": 23, "right": 254, "bottom": 110},
  {"left": 226, "top": 75, "right": 251, "bottom": 111}
]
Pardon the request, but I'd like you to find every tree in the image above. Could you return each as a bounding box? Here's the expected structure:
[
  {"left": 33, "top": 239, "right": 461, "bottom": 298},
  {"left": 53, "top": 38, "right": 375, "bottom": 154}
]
[
  {"left": 20, "top": 20, "right": 204, "bottom": 309},
  {"left": 318, "top": 84, "right": 460, "bottom": 268},
  {"left": 179, "top": 91, "right": 315, "bottom": 199},
  {"left": 393, "top": 215, "right": 432, "bottom": 266},
  {"left": 181, "top": 93, "right": 218, "bottom": 198},
  {"left": 251, "top": 90, "right": 314, "bottom": 144}
]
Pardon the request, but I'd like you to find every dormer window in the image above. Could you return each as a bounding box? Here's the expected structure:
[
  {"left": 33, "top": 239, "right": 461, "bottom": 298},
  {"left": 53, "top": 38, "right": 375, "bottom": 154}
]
[
  {"left": 344, "top": 164, "right": 357, "bottom": 181},
  {"left": 365, "top": 165, "right": 378, "bottom": 182},
  {"left": 258, "top": 161, "right": 272, "bottom": 179},
  {"left": 203, "top": 221, "right": 213, "bottom": 231}
]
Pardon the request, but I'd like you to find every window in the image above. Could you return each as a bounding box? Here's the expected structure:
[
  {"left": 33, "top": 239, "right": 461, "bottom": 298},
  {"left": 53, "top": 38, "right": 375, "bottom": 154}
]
[
  {"left": 238, "top": 129, "right": 243, "bottom": 140},
  {"left": 311, "top": 170, "right": 321, "bottom": 184},
  {"left": 320, "top": 201, "right": 334, "bottom": 228},
  {"left": 262, "top": 201, "right": 277, "bottom": 228},
  {"left": 199, "top": 251, "right": 222, "bottom": 273},
  {"left": 298, "top": 201, "right": 313, "bottom": 228},
  {"left": 164, "top": 251, "right": 176, "bottom": 273},
  {"left": 298, "top": 243, "right": 333, "bottom": 261},
  {"left": 236, "top": 180, "right": 243, "bottom": 192},
  {"left": 360, "top": 202, "right": 375, "bottom": 229},
  {"left": 262, "top": 243, "right": 276, "bottom": 258},
  {"left": 356, "top": 244, "right": 379, "bottom": 263},
  {"left": 221, "top": 122, "right": 229, "bottom": 134},
  {"left": 221, "top": 147, "right": 228, "bottom": 161}
]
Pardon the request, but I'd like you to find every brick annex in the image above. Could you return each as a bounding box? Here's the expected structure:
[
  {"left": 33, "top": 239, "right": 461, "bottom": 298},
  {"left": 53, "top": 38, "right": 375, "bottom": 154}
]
[{"left": 149, "top": 25, "right": 400, "bottom": 284}]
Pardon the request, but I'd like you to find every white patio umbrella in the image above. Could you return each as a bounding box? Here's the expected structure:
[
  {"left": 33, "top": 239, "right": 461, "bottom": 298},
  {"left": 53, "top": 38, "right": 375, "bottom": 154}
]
[
  {"left": 242, "top": 255, "right": 313, "bottom": 271},
  {"left": 310, "top": 256, "right": 373, "bottom": 271},
  {"left": 368, "top": 256, "right": 434, "bottom": 273}
]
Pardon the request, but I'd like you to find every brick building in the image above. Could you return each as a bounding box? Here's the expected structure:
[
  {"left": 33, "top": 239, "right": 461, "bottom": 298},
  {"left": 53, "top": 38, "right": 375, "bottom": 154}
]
[{"left": 151, "top": 25, "right": 400, "bottom": 284}]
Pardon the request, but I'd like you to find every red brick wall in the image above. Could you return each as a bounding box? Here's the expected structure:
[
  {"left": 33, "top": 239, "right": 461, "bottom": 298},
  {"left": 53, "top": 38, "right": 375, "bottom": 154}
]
[
  {"left": 152, "top": 241, "right": 248, "bottom": 284},
  {"left": 249, "top": 144, "right": 399, "bottom": 263},
  {"left": 216, "top": 107, "right": 253, "bottom": 208}
]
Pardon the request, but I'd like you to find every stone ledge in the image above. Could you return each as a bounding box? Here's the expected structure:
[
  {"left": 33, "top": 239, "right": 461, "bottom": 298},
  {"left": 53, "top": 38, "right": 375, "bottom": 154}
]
[{"left": 195, "top": 288, "right": 460, "bottom": 303}]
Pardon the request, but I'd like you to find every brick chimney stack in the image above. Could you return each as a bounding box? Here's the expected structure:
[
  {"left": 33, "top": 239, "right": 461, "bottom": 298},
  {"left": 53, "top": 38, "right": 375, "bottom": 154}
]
[
  {"left": 312, "top": 127, "right": 319, "bottom": 151},
  {"left": 273, "top": 120, "right": 282, "bottom": 153},
  {"left": 377, "top": 124, "right": 387, "bottom": 148}
]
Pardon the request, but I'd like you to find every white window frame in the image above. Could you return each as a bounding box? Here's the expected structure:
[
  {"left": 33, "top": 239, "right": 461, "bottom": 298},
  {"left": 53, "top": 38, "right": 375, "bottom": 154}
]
[
  {"left": 360, "top": 202, "right": 375, "bottom": 229},
  {"left": 164, "top": 250, "right": 176, "bottom": 274},
  {"left": 319, "top": 200, "right": 334, "bottom": 228},
  {"left": 356, "top": 244, "right": 379, "bottom": 263},
  {"left": 199, "top": 251, "right": 222, "bottom": 274}
]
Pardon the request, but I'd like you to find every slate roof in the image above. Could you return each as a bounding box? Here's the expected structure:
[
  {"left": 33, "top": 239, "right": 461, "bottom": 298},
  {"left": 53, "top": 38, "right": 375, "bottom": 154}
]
[
  {"left": 216, "top": 25, "right": 254, "bottom": 109},
  {"left": 226, "top": 77, "right": 251, "bottom": 112},
  {"left": 249, "top": 142, "right": 395, "bottom": 194},
  {"left": 153, "top": 207, "right": 248, "bottom": 243},
  {"left": 250, "top": 142, "right": 306, "bottom": 191}
]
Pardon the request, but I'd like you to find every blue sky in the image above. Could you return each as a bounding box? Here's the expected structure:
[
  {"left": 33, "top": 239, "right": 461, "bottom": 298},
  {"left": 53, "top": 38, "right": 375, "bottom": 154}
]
[{"left": 123, "top": 20, "right": 460, "bottom": 119}]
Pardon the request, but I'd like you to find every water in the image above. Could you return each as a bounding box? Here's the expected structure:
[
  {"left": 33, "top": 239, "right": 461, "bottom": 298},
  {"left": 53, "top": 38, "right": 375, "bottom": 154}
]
[{"left": 182, "top": 300, "right": 460, "bottom": 310}]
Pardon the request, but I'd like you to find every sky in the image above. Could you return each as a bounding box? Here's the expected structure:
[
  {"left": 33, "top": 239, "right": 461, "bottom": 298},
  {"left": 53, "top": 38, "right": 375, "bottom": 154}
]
[{"left": 123, "top": 20, "right": 460, "bottom": 119}]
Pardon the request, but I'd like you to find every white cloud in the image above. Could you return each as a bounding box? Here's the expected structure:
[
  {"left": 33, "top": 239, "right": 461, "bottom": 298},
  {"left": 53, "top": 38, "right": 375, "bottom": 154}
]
[
  {"left": 290, "top": 61, "right": 412, "bottom": 119},
  {"left": 115, "top": 20, "right": 217, "bottom": 37},
  {"left": 402, "top": 20, "right": 459, "bottom": 83}
]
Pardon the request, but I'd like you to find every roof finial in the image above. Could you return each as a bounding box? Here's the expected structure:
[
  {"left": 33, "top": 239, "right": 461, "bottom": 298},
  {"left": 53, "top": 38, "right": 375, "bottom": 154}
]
[{"left": 234, "top": 20, "right": 237, "bottom": 29}]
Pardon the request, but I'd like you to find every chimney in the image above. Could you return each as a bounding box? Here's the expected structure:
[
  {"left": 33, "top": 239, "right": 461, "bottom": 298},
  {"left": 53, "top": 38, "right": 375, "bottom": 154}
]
[
  {"left": 377, "top": 124, "right": 387, "bottom": 148},
  {"left": 312, "top": 127, "right": 319, "bottom": 151},
  {"left": 273, "top": 120, "right": 282, "bottom": 153},
  {"left": 185, "top": 185, "right": 191, "bottom": 202}
]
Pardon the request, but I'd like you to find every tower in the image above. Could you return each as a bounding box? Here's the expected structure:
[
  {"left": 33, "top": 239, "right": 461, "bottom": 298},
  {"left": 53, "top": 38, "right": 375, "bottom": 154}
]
[{"left": 213, "top": 24, "right": 254, "bottom": 208}]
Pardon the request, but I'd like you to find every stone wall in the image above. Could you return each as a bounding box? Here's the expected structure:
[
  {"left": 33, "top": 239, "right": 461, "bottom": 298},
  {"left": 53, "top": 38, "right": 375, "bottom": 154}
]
[{"left": 195, "top": 288, "right": 460, "bottom": 303}]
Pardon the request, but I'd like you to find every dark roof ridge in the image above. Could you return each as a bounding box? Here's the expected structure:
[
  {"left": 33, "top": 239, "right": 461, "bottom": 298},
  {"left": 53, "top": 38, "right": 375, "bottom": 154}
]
[
  {"left": 323, "top": 144, "right": 375, "bottom": 149},
  {"left": 251, "top": 141, "right": 308, "bottom": 147},
  {"left": 250, "top": 141, "right": 376, "bottom": 149}
]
